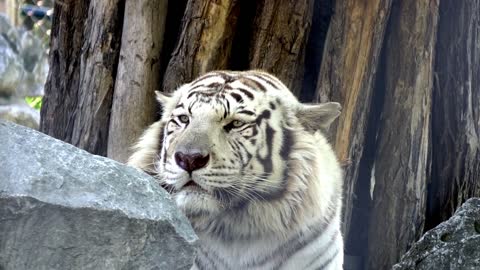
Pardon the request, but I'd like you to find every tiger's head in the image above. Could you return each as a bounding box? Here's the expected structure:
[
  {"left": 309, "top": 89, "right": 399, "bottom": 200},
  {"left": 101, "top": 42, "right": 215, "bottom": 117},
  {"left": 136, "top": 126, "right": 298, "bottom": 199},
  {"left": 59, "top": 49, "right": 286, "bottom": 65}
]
[{"left": 129, "top": 70, "right": 341, "bottom": 224}]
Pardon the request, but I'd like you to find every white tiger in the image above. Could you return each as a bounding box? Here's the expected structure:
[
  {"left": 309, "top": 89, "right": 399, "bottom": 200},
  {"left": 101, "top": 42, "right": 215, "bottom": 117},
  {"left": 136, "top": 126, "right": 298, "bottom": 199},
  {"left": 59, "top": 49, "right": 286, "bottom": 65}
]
[{"left": 128, "top": 70, "right": 344, "bottom": 270}]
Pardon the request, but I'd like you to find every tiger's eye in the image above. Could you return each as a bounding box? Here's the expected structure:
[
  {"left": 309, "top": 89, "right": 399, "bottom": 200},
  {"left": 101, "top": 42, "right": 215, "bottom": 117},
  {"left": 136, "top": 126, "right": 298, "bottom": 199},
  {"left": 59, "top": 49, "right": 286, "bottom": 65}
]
[
  {"left": 232, "top": 120, "right": 244, "bottom": 128},
  {"left": 178, "top": 115, "right": 189, "bottom": 123}
]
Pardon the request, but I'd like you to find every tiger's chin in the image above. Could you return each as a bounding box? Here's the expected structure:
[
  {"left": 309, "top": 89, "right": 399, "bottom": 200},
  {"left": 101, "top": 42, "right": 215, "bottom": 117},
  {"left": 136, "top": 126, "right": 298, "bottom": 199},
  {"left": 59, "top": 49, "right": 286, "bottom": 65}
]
[{"left": 173, "top": 187, "right": 223, "bottom": 220}]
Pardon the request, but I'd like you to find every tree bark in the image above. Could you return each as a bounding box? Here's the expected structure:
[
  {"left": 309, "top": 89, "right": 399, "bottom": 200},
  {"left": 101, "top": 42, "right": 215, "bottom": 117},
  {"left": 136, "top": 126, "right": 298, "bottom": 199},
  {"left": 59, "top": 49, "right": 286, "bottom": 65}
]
[
  {"left": 301, "top": 0, "right": 333, "bottom": 102},
  {"left": 248, "top": 0, "right": 314, "bottom": 96},
  {"left": 426, "top": 0, "right": 480, "bottom": 230},
  {"left": 315, "top": 0, "right": 393, "bottom": 238},
  {"left": 40, "top": 0, "right": 124, "bottom": 156},
  {"left": 367, "top": 0, "right": 439, "bottom": 269},
  {"left": 40, "top": 0, "right": 91, "bottom": 143},
  {"left": 70, "top": 0, "right": 124, "bottom": 156},
  {"left": 162, "top": 0, "right": 241, "bottom": 92},
  {"left": 6, "top": 0, "right": 21, "bottom": 26},
  {"left": 107, "top": 0, "right": 168, "bottom": 163}
]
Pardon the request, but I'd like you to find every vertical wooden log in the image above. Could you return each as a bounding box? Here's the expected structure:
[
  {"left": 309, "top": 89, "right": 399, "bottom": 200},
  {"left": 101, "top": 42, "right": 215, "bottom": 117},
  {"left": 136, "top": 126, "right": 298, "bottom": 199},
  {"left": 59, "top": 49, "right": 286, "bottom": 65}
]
[
  {"left": 162, "top": 0, "right": 241, "bottom": 92},
  {"left": 107, "top": 0, "right": 168, "bottom": 163},
  {"left": 427, "top": 0, "right": 480, "bottom": 229},
  {"left": 315, "top": 0, "right": 393, "bottom": 237},
  {"left": 248, "top": 0, "right": 314, "bottom": 96},
  {"left": 40, "top": 0, "right": 124, "bottom": 156},
  {"left": 40, "top": 0, "right": 91, "bottom": 142},
  {"left": 367, "top": 0, "right": 439, "bottom": 269},
  {"left": 158, "top": 0, "right": 188, "bottom": 85},
  {"left": 301, "top": 0, "right": 333, "bottom": 102},
  {"left": 6, "top": 0, "right": 21, "bottom": 26},
  {"left": 70, "top": 0, "right": 124, "bottom": 156}
]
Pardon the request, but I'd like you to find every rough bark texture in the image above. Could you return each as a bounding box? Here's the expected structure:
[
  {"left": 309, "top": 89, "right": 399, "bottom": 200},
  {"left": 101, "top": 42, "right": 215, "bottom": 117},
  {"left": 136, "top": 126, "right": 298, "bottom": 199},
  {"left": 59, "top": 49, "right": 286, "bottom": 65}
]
[
  {"left": 40, "top": 0, "right": 91, "bottom": 144},
  {"left": 367, "top": 1, "right": 439, "bottom": 269},
  {"left": 315, "top": 0, "right": 393, "bottom": 237},
  {"left": 6, "top": 0, "right": 20, "bottom": 26},
  {"left": 300, "top": 0, "right": 333, "bottom": 102},
  {"left": 248, "top": 0, "right": 314, "bottom": 96},
  {"left": 107, "top": 0, "right": 167, "bottom": 163},
  {"left": 70, "top": 0, "right": 124, "bottom": 156},
  {"left": 41, "top": 0, "right": 124, "bottom": 156},
  {"left": 427, "top": 0, "right": 480, "bottom": 230},
  {"left": 162, "top": 0, "right": 241, "bottom": 92}
]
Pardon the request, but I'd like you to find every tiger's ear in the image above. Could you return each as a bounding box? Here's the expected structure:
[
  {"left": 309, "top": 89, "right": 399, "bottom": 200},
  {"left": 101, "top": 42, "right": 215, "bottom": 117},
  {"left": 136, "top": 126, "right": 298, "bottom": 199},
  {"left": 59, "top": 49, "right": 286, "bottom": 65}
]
[
  {"left": 296, "top": 102, "right": 341, "bottom": 132},
  {"left": 155, "top": 90, "right": 173, "bottom": 105}
]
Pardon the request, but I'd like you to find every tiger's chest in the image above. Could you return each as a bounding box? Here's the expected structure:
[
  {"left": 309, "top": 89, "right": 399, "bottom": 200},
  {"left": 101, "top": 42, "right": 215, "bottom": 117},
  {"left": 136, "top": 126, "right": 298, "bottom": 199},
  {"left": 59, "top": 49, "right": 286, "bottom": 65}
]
[{"left": 192, "top": 224, "right": 343, "bottom": 270}]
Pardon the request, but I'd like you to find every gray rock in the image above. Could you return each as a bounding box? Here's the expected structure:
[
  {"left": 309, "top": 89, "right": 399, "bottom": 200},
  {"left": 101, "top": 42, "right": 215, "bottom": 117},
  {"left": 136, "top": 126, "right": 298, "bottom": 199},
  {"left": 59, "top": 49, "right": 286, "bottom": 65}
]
[
  {"left": 393, "top": 198, "right": 480, "bottom": 270},
  {"left": 0, "top": 35, "right": 23, "bottom": 96},
  {"left": 19, "top": 31, "right": 44, "bottom": 72},
  {"left": 0, "top": 120, "right": 197, "bottom": 270},
  {"left": 0, "top": 13, "right": 47, "bottom": 97},
  {"left": 16, "top": 54, "right": 48, "bottom": 97},
  {"left": 0, "top": 101, "right": 40, "bottom": 129},
  {"left": 0, "top": 13, "right": 13, "bottom": 33},
  {"left": 0, "top": 13, "right": 20, "bottom": 50}
]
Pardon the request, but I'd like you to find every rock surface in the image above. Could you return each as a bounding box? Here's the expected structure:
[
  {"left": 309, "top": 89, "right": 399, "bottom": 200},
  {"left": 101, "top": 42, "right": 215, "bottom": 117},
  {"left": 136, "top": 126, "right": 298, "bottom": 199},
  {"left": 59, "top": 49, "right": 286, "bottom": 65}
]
[
  {"left": 0, "top": 34, "right": 23, "bottom": 96},
  {"left": 393, "top": 198, "right": 480, "bottom": 270},
  {"left": 0, "top": 102, "right": 40, "bottom": 129},
  {"left": 0, "top": 120, "right": 197, "bottom": 270},
  {"left": 0, "top": 12, "right": 47, "bottom": 98}
]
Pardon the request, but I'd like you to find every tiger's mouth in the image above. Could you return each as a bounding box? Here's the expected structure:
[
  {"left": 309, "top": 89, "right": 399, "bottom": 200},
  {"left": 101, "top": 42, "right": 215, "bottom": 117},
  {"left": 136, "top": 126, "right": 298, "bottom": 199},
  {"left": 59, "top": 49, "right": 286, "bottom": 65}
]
[
  {"left": 165, "top": 178, "right": 210, "bottom": 194},
  {"left": 181, "top": 179, "right": 206, "bottom": 191},
  {"left": 183, "top": 180, "right": 198, "bottom": 188}
]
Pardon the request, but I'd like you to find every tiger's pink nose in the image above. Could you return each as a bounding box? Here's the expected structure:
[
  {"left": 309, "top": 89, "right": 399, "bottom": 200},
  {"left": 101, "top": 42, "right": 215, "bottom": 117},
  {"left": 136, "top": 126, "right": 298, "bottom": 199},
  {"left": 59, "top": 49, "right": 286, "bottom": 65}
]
[{"left": 174, "top": 152, "right": 210, "bottom": 173}]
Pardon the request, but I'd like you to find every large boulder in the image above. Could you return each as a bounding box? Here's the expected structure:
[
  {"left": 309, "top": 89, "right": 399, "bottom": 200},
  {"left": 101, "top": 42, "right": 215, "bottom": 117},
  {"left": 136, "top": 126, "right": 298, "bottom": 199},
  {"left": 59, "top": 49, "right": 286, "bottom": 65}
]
[
  {"left": 393, "top": 198, "right": 480, "bottom": 270},
  {"left": 0, "top": 120, "right": 197, "bottom": 270}
]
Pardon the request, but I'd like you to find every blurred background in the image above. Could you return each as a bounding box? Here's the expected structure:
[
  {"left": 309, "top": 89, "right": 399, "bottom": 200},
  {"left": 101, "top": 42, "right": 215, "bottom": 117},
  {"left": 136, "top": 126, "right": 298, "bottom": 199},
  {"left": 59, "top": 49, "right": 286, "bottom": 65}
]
[{"left": 0, "top": 0, "right": 51, "bottom": 128}]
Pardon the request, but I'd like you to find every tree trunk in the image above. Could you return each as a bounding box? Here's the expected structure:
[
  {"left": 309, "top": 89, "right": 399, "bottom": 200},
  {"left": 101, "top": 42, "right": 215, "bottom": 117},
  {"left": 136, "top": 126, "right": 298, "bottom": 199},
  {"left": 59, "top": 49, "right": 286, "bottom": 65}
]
[
  {"left": 426, "top": 0, "right": 480, "bottom": 230},
  {"left": 162, "top": 0, "right": 241, "bottom": 92},
  {"left": 40, "top": 0, "right": 91, "bottom": 143},
  {"left": 40, "top": 0, "right": 124, "bottom": 156},
  {"left": 315, "top": 0, "right": 393, "bottom": 239},
  {"left": 107, "top": 0, "right": 168, "bottom": 163},
  {"left": 248, "top": 0, "right": 314, "bottom": 96},
  {"left": 6, "top": 0, "right": 21, "bottom": 26},
  {"left": 367, "top": 0, "right": 439, "bottom": 269},
  {"left": 300, "top": 0, "right": 333, "bottom": 102}
]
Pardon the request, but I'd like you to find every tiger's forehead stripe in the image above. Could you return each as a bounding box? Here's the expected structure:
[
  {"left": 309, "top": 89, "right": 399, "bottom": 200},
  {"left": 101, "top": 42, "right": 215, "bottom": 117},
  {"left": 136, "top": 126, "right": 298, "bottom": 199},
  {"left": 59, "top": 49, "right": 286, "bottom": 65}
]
[
  {"left": 189, "top": 71, "right": 229, "bottom": 86},
  {"left": 251, "top": 72, "right": 285, "bottom": 89},
  {"left": 177, "top": 71, "right": 289, "bottom": 122},
  {"left": 237, "top": 77, "right": 267, "bottom": 92},
  {"left": 237, "top": 87, "right": 255, "bottom": 100},
  {"left": 185, "top": 72, "right": 284, "bottom": 98}
]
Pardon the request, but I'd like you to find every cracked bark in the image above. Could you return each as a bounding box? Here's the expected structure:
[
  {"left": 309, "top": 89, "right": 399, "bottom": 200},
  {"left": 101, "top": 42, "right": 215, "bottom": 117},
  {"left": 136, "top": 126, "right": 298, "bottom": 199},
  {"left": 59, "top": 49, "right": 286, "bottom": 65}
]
[
  {"left": 367, "top": 1, "right": 439, "bottom": 269},
  {"left": 107, "top": 0, "right": 168, "bottom": 163},
  {"left": 40, "top": 0, "right": 125, "bottom": 156}
]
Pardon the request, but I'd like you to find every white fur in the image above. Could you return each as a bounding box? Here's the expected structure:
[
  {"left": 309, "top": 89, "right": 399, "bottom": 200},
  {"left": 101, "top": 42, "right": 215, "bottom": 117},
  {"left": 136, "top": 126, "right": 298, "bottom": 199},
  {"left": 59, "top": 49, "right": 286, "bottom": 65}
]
[{"left": 128, "top": 70, "right": 344, "bottom": 270}]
